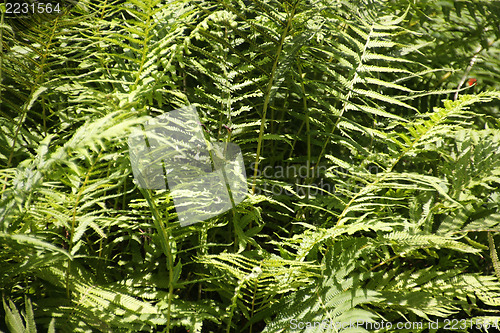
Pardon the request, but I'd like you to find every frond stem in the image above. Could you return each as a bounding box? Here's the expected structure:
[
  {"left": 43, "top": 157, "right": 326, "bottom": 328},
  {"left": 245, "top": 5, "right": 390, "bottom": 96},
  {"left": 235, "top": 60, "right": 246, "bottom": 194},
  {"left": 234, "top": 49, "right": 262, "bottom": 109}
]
[{"left": 251, "top": 2, "right": 297, "bottom": 194}]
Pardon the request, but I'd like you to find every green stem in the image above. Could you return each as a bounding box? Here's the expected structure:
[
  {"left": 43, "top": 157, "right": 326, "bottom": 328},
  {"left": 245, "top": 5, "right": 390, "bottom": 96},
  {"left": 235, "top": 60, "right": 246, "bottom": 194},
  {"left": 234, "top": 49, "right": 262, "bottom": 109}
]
[
  {"left": 137, "top": 124, "right": 174, "bottom": 332},
  {"left": 66, "top": 149, "right": 102, "bottom": 298},
  {"left": 488, "top": 232, "right": 500, "bottom": 281},
  {"left": 139, "top": 187, "right": 174, "bottom": 333},
  {"left": 297, "top": 62, "right": 311, "bottom": 199},
  {"left": 251, "top": 3, "right": 297, "bottom": 194},
  {"left": 312, "top": 25, "right": 373, "bottom": 185}
]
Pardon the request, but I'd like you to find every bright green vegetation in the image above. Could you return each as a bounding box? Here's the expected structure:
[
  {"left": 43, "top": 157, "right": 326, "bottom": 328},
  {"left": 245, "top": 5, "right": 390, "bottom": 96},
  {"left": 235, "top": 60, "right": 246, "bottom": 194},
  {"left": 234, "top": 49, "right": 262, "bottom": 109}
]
[{"left": 1, "top": 1, "right": 500, "bottom": 332}]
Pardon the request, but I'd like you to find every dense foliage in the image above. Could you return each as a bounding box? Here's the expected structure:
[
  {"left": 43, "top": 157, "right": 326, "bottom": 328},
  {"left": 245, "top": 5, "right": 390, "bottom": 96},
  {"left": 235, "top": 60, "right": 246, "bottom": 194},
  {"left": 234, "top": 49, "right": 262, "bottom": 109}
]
[{"left": 1, "top": 0, "right": 500, "bottom": 332}]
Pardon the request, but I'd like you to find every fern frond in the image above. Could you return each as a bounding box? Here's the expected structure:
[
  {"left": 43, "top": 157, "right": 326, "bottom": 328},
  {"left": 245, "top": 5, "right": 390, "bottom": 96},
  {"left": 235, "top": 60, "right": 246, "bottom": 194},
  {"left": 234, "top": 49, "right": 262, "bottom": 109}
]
[{"left": 262, "top": 238, "right": 381, "bottom": 333}]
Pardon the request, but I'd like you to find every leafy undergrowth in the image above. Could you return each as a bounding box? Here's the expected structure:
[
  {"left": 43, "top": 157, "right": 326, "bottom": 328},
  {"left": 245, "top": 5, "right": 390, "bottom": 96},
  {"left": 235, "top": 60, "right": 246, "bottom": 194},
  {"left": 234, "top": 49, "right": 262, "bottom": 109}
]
[{"left": 1, "top": 0, "right": 500, "bottom": 332}]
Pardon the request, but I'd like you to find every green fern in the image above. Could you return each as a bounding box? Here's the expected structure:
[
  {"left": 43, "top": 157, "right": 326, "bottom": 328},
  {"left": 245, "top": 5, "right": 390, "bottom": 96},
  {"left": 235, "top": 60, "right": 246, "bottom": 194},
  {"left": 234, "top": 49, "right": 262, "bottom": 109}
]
[
  {"left": 2, "top": 0, "right": 500, "bottom": 332},
  {"left": 262, "top": 238, "right": 381, "bottom": 333},
  {"left": 2, "top": 296, "right": 55, "bottom": 333}
]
